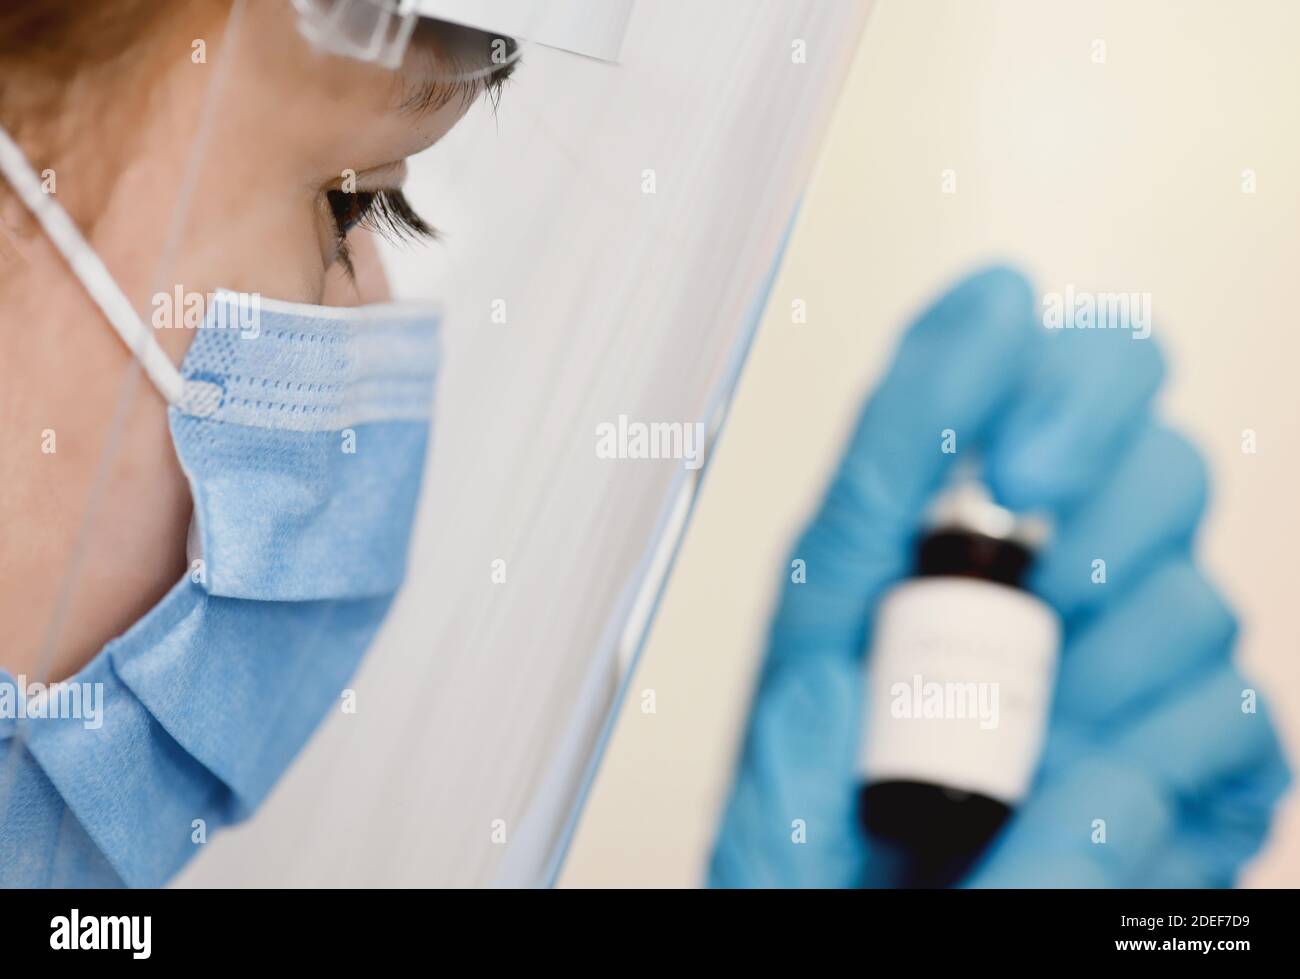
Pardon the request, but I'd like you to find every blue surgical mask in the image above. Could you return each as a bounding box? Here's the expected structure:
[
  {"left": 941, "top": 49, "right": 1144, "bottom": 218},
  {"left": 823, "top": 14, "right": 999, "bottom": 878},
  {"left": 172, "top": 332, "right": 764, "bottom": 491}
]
[{"left": 0, "top": 126, "right": 440, "bottom": 886}]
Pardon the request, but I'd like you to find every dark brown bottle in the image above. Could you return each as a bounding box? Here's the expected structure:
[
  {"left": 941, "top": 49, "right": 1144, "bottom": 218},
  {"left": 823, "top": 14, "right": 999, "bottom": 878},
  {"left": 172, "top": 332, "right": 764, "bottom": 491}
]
[{"left": 858, "top": 480, "right": 1058, "bottom": 887}]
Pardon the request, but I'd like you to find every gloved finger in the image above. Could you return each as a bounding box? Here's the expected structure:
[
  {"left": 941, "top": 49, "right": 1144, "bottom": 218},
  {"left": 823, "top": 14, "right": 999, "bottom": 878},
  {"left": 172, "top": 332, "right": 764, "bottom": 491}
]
[
  {"left": 1205, "top": 750, "right": 1294, "bottom": 829},
  {"left": 1093, "top": 696, "right": 1291, "bottom": 887},
  {"left": 1030, "top": 423, "right": 1208, "bottom": 619},
  {"left": 769, "top": 265, "right": 1038, "bottom": 659},
  {"left": 1155, "top": 749, "right": 1294, "bottom": 887},
  {"left": 970, "top": 666, "right": 1288, "bottom": 888},
  {"left": 963, "top": 754, "right": 1174, "bottom": 887},
  {"left": 1110, "top": 663, "right": 1287, "bottom": 800},
  {"left": 986, "top": 307, "right": 1164, "bottom": 512},
  {"left": 973, "top": 757, "right": 1284, "bottom": 889},
  {"left": 709, "top": 653, "right": 869, "bottom": 887},
  {"left": 1052, "top": 559, "right": 1235, "bottom": 726}
]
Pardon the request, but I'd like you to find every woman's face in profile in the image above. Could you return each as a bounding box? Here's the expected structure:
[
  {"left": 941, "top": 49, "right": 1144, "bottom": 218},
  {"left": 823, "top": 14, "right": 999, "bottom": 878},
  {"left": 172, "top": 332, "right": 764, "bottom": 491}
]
[{"left": 0, "top": 0, "right": 511, "bottom": 681}]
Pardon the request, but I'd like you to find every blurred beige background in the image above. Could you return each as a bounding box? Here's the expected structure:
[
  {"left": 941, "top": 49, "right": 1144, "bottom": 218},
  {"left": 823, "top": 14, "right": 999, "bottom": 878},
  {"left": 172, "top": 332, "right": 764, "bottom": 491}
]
[{"left": 561, "top": 0, "right": 1300, "bottom": 887}]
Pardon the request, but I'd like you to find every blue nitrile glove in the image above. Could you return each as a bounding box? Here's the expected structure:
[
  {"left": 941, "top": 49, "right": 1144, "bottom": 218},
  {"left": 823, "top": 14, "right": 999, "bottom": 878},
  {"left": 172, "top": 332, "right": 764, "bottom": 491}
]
[{"left": 709, "top": 266, "right": 1290, "bottom": 888}]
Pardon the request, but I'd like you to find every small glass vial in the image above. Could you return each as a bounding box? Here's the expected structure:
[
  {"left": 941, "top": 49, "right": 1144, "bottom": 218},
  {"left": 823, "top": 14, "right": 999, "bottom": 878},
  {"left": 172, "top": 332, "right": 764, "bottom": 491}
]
[{"left": 858, "top": 476, "right": 1059, "bottom": 887}]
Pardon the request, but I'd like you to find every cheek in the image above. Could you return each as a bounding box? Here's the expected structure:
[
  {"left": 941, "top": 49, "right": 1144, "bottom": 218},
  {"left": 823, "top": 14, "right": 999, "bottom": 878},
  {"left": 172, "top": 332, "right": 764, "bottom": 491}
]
[{"left": 168, "top": 180, "right": 337, "bottom": 305}]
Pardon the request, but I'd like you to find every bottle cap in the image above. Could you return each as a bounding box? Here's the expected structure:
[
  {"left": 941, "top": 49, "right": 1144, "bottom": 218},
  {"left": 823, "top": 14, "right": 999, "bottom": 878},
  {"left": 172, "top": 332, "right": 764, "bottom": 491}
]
[
  {"left": 924, "top": 478, "right": 1052, "bottom": 553},
  {"left": 921, "top": 456, "right": 1052, "bottom": 549}
]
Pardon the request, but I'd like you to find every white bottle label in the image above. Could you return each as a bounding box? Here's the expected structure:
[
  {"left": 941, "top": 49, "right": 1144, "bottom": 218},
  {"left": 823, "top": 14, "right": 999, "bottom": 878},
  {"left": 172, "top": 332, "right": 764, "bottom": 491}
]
[{"left": 860, "top": 576, "right": 1060, "bottom": 804}]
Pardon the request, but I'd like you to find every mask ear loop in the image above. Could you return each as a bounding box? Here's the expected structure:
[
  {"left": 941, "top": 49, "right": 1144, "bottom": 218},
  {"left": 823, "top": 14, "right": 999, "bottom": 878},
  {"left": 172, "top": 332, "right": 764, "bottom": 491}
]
[
  {"left": 0, "top": 1, "right": 248, "bottom": 879},
  {"left": 0, "top": 126, "right": 185, "bottom": 406}
]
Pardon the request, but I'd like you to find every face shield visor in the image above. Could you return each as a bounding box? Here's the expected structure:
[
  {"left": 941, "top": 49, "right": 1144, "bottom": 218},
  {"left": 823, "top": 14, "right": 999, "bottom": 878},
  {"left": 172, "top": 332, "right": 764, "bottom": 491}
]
[{"left": 0, "top": 0, "right": 873, "bottom": 887}]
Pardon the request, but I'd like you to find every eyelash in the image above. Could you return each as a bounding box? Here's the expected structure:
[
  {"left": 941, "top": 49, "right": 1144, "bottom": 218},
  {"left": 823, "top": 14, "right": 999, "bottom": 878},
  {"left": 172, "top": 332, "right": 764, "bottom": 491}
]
[{"left": 326, "top": 188, "right": 438, "bottom": 277}]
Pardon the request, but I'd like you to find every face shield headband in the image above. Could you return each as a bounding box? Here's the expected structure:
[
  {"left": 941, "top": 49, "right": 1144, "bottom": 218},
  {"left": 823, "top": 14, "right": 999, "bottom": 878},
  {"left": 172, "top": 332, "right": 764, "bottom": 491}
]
[{"left": 290, "top": 0, "right": 633, "bottom": 70}]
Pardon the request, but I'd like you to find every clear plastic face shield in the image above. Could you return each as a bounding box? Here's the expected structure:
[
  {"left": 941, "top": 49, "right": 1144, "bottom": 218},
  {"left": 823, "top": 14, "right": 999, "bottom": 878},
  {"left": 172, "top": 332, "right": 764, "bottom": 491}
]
[{"left": 0, "top": 0, "right": 873, "bottom": 887}]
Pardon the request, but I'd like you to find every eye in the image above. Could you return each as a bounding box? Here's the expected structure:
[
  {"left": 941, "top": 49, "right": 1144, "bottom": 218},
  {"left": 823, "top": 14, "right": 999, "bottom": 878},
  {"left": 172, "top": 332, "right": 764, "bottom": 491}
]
[
  {"left": 327, "top": 189, "right": 436, "bottom": 242},
  {"left": 328, "top": 189, "right": 378, "bottom": 236},
  {"left": 326, "top": 188, "right": 438, "bottom": 280}
]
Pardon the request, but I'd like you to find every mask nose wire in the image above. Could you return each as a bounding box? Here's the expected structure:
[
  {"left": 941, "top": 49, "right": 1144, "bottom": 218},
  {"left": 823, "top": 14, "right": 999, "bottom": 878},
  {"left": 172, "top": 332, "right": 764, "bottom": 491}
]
[{"left": 0, "top": 126, "right": 185, "bottom": 406}]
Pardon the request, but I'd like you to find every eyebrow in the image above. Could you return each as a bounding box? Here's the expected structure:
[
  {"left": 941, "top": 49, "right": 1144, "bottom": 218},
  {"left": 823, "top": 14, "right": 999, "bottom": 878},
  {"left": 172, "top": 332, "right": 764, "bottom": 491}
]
[{"left": 396, "top": 28, "right": 519, "bottom": 117}]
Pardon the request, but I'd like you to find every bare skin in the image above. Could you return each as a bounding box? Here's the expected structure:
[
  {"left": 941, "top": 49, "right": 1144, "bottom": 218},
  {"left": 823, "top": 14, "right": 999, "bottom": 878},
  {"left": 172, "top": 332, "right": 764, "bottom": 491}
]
[{"left": 0, "top": 0, "right": 478, "bottom": 680}]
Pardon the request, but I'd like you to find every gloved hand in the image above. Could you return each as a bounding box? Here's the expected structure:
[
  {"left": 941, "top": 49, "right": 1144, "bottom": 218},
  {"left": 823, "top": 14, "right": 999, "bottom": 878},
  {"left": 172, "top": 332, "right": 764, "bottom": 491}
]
[{"left": 709, "top": 266, "right": 1290, "bottom": 887}]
